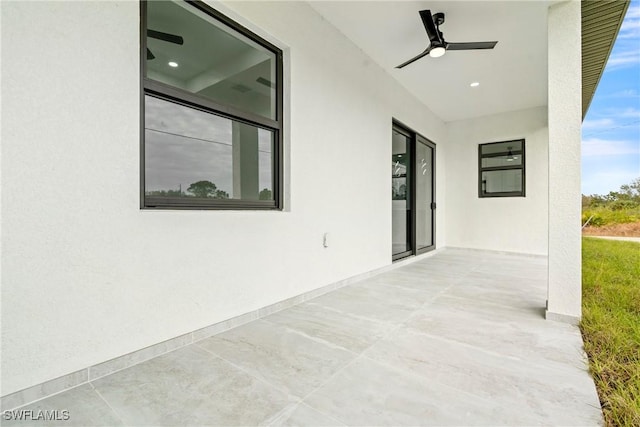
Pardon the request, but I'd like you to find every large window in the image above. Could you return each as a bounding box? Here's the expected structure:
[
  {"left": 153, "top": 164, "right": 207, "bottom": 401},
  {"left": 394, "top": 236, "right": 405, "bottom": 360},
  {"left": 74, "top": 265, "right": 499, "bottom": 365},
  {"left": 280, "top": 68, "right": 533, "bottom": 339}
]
[
  {"left": 142, "top": 1, "right": 283, "bottom": 209},
  {"left": 478, "top": 139, "right": 525, "bottom": 198}
]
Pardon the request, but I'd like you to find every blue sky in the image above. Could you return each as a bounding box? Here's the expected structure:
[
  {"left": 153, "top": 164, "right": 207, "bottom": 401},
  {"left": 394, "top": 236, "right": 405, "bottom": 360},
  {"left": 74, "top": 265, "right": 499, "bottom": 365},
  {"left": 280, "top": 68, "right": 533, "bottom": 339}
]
[{"left": 582, "top": 0, "right": 640, "bottom": 196}]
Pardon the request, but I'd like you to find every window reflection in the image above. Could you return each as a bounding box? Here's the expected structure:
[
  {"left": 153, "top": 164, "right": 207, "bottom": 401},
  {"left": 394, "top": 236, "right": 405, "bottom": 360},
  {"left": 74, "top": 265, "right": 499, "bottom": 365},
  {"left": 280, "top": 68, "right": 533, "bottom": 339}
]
[
  {"left": 479, "top": 139, "right": 525, "bottom": 197},
  {"left": 146, "top": 0, "right": 277, "bottom": 120},
  {"left": 144, "top": 95, "right": 273, "bottom": 201}
]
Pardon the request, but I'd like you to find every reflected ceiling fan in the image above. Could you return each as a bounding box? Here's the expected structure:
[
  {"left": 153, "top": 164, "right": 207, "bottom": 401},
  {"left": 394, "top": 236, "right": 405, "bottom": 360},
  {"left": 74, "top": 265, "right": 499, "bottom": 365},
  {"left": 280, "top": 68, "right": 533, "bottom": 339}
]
[
  {"left": 396, "top": 10, "right": 497, "bottom": 69},
  {"left": 146, "top": 29, "right": 184, "bottom": 60}
]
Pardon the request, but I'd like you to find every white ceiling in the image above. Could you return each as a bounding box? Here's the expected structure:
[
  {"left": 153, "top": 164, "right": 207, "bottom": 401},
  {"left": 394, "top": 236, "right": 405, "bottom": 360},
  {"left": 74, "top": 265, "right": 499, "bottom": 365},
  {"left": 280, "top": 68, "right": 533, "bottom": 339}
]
[{"left": 308, "top": 1, "right": 551, "bottom": 122}]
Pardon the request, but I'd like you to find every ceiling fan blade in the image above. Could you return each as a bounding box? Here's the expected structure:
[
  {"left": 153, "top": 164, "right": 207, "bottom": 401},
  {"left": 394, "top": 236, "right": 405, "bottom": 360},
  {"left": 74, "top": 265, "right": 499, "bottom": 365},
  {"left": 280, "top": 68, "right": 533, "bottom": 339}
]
[
  {"left": 147, "top": 48, "right": 155, "bottom": 60},
  {"left": 147, "top": 29, "right": 184, "bottom": 45},
  {"left": 419, "top": 10, "right": 440, "bottom": 43},
  {"left": 446, "top": 41, "right": 498, "bottom": 51},
  {"left": 395, "top": 47, "right": 431, "bottom": 69}
]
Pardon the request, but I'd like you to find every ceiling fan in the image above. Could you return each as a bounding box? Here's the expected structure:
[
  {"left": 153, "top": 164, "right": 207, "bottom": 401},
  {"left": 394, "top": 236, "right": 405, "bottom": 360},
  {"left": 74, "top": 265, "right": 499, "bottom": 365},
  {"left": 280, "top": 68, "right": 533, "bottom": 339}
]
[
  {"left": 146, "top": 29, "right": 184, "bottom": 60},
  {"left": 396, "top": 10, "right": 497, "bottom": 69}
]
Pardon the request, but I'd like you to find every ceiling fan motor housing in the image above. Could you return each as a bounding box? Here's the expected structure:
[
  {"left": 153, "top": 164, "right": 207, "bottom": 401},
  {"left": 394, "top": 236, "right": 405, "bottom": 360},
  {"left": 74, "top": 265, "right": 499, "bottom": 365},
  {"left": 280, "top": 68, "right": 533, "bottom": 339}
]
[{"left": 433, "top": 12, "right": 445, "bottom": 26}]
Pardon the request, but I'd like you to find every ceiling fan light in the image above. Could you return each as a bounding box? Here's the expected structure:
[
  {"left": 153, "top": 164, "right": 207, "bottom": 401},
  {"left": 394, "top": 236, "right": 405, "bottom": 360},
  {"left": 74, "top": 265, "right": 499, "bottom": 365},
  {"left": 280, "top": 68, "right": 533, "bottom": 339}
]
[
  {"left": 429, "top": 46, "right": 446, "bottom": 58},
  {"left": 506, "top": 147, "right": 515, "bottom": 161}
]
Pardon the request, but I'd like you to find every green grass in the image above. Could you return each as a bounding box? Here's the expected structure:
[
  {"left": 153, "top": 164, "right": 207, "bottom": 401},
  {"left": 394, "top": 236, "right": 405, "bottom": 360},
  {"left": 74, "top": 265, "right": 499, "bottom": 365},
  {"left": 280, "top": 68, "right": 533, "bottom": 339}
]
[
  {"left": 581, "top": 237, "right": 640, "bottom": 426},
  {"left": 582, "top": 206, "right": 640, "bottom": 227}
]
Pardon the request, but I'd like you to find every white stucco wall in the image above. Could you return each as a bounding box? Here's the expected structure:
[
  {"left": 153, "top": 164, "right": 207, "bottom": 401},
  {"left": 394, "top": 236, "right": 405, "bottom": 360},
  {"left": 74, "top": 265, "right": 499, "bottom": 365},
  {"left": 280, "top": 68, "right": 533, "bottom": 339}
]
[
  {"left": 1, "top": 1, "right": 447, "bottom": 395},
  {"left": 546, "top": 0, "right": 582, "bottom": 323},
  {"left": 445, "top": 107, "right": 549, "bottom": 255}
]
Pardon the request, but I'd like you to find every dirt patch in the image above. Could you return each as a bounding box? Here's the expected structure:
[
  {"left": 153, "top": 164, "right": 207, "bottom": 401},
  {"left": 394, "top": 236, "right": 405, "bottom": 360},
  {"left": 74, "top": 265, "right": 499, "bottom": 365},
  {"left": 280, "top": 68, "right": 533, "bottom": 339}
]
[{"left": 582, "top": 222, "right": 640, "bottom": 237}]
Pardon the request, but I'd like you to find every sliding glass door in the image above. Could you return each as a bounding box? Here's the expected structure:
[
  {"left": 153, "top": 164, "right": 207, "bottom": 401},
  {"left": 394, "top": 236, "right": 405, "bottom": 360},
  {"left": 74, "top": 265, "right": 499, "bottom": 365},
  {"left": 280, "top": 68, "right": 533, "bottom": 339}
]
[{"left": 392, "top": 123, "right": 436, "bottom": 260}]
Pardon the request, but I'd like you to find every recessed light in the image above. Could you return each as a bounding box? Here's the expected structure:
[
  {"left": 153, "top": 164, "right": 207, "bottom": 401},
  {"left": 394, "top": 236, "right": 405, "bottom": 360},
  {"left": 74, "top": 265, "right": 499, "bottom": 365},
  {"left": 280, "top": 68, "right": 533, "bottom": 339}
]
[
  {"left": 470, "top": 82, "right": 480, "bottom": 87},
  {"left": 168, "top": 61, "right": 179, "bottom": 68}
]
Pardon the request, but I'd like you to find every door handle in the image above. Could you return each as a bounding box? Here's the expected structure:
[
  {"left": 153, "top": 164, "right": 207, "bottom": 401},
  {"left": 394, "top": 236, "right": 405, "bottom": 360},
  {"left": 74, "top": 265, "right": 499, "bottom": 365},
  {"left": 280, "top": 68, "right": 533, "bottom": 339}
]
[{"left": 431, "top": 202, "right": 437, "bottom": 210}]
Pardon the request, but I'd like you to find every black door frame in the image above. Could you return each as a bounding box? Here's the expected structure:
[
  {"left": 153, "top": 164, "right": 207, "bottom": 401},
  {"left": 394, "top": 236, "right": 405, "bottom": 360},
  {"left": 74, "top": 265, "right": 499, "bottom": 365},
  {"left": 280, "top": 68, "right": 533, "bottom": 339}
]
[{"left": 392, "top": 120, "right": 436, "bottom": 261}]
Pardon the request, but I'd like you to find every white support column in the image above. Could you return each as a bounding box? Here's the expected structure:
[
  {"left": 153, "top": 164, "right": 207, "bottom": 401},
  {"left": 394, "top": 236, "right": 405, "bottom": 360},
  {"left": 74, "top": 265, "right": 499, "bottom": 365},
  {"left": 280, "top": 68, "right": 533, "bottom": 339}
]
[
  {"left": 546, "top": 0, "right": 582, "bottom": 324},
  {"left": 232, "top": 122, "right": 260, "bottom": 200}
]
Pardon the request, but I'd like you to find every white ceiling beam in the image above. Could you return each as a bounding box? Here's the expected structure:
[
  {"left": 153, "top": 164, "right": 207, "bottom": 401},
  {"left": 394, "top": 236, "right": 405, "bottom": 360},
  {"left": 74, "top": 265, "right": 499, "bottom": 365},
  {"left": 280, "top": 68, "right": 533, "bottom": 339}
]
[{"left": 186, "top": 50, "right": 270, "bottom": 93}]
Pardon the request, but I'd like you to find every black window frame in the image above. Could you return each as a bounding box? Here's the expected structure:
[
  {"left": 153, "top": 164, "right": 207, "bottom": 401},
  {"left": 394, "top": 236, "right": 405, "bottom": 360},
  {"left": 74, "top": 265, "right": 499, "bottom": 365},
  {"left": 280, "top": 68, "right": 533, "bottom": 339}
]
[
  {"left": 140, "top": 0, "right": 284, "bottom": 210},
  {"left": 478, "top": 139, "right": 525, "bottom": 198}
]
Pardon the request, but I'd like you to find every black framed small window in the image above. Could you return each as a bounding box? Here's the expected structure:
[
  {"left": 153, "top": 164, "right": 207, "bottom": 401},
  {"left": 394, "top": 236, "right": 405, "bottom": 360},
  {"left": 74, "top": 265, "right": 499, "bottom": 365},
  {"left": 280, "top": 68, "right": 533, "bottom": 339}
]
[
  {"left": 478, "top": 139, "right": 525, "bottom": 198},
  {"left": 141, "top": 0, "right": 283, "bottom": 209}
]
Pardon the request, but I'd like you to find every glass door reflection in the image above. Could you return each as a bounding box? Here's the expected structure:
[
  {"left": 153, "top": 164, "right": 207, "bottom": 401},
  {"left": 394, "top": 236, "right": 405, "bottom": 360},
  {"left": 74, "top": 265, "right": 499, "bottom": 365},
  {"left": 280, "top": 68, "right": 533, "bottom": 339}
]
[
  {"left": 392, "top": 128, "right": 412, "bottom": 259},
  {"left": 416, "top": 136, "right": 435, "bottom": 252}
]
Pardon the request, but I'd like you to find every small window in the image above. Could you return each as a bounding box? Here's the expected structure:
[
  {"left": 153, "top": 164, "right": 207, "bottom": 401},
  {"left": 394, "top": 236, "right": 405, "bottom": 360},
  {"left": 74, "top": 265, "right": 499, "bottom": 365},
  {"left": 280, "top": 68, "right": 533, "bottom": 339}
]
[
  {"left": 478, "top": 139, "right": 525, "bottom": 197},
  {"left": 142, "top": 0, "right": 283, "bottom": 209}
]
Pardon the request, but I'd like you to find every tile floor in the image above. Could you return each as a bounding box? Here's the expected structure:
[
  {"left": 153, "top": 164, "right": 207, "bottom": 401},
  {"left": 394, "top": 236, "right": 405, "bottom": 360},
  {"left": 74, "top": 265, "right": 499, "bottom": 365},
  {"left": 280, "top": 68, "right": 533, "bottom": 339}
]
[{"left": 4, "top": 249, "right": 603, "bottom": 426}]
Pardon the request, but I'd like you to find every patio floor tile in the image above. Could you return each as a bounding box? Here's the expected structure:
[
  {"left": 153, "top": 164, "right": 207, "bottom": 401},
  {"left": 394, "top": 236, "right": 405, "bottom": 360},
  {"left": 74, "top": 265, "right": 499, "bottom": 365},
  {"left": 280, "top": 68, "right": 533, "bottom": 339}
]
[{"left": 4, "top": 249, "right": 602, "bottom": 426}]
